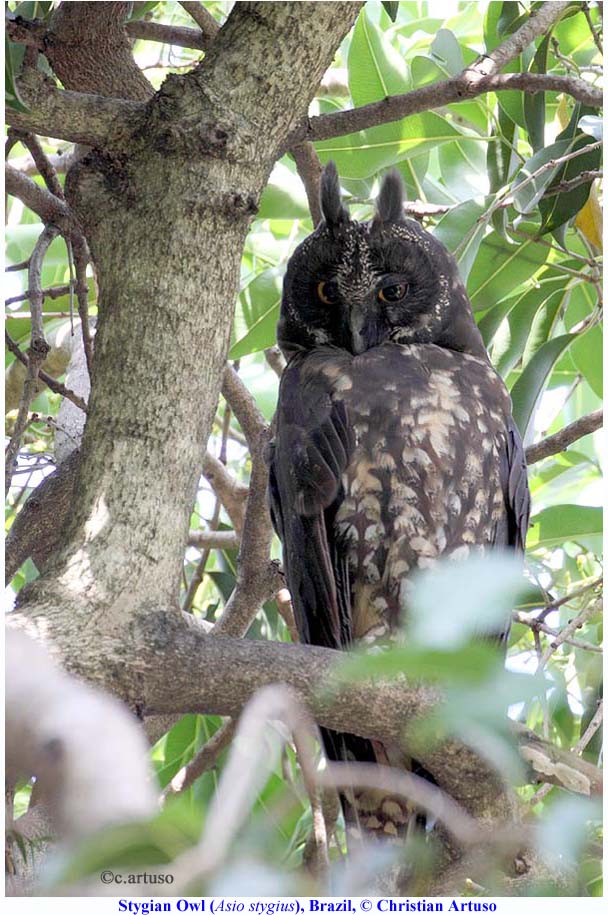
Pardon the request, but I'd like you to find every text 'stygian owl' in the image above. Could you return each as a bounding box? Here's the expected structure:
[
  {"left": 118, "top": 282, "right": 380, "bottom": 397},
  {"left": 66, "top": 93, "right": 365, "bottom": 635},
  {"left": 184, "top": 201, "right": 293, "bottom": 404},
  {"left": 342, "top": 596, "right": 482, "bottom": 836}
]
[{"left": 268, "top": 163, "right": 530, "bottom": 845}]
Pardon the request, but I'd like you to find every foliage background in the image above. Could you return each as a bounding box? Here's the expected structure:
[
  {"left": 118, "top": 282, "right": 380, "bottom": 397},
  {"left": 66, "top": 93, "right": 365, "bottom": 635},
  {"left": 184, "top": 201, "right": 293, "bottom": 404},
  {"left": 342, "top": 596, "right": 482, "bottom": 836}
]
[{"left": 5, "top": 0, "right": 603, "bottom": 897}]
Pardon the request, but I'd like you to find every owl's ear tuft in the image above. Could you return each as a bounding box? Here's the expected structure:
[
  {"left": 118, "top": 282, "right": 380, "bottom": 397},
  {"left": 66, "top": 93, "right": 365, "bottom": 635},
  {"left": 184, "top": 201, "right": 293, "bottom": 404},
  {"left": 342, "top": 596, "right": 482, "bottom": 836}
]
[
  {"left": 374, "top": 170, "right": 404, "bottom": 225},
  {"left": 320, "top": 161, "right": 349, "bottom": 227}
]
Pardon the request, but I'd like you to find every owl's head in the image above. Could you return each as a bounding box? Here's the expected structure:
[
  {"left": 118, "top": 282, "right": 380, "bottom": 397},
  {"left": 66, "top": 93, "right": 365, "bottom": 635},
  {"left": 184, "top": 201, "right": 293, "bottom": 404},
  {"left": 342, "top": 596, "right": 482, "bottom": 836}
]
[{"left": 278, "top": 162, "right": 486, "bottom": 359}]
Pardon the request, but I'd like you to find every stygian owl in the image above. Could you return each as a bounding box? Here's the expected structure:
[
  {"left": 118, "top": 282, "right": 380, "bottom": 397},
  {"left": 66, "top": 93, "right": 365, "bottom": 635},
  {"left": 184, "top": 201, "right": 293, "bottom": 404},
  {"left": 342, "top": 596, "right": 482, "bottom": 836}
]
[{"left": 267, "top": 162, "right": 530, "bottom": 841}]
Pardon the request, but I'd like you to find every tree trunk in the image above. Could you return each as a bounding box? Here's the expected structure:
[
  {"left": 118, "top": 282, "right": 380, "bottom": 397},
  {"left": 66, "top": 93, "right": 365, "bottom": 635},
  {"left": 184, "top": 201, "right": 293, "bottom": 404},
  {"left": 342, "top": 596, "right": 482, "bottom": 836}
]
[{"left": 10, "top": 2, "right": 362, "bottom": 695}]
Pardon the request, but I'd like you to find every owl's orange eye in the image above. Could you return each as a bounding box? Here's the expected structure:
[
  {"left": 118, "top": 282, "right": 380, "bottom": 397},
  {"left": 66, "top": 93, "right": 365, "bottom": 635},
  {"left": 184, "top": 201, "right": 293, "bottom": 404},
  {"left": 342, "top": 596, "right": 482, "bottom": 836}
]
[
  {"left": 317, "top": 279, "right": 339, "bottom": 305},
  {"left": 378, "top": 283, "right": 408, "bottom": 303}
]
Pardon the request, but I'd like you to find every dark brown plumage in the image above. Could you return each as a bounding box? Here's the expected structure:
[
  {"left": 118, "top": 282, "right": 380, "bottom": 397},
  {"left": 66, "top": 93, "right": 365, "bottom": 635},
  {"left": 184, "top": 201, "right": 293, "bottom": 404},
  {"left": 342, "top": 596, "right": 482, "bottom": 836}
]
[{"left": 267, "top": 164, "right": 530, "bottom": 843}]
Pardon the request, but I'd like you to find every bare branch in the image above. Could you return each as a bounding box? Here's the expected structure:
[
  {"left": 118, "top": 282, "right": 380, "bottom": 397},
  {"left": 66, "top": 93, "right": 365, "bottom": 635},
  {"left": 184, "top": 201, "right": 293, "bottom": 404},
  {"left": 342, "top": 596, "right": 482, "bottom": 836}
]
[
  {"left": 8, "top": 129, "right": 65, "bottom": 199},
  {"left": 221, "top": 364, "right": 269, "bottom": 450},
  {"left": 470, "top": 2, "right": 570, "bottom": 76},
  {"left": 5, "top": 163, "right": 73, "bottom": 230},
  {"left": 5, "top": 226, "right": 59, "bottom": 495},
  {"left": 163, "top": 719, "right": 236, "bottom": 797},
  {"left": 70, "top": 234, "right": 94, "bottom": 378},
  {"left": 126, "top": 19, "right": 207, "bottom": 51},
  {"left": 264, "top": 345, "right": 287, "bottom": 378},
  {"left": 294, "top": 71, "right": 602, "bottom": 146},
  {"left": 213, "top": 366, "right": 276, "bottom": 637},
  {"left": 512, "top": 611, "right": 602, "bottom": 653},
  {"left": 5, "top": 68, "right": 142, "bottom": 148},
  {"left": 525, "top": 410, "right": 603, "bottom": 464},
  {"left": 538, "top": 599, "right": 601, "bottom": 669},
  {"left": 178, "top": 1, "right": 221, "bottom": 42},
  {"left": 292, "top": 142, "right": 323, "bottom": 226},
  {"left": 202, "top": 452, "right": 248, "bottom": 535},
  {"left": 5, "top": 332, "right": 89, "bottom": 415},
  {"left": 5, "top": 284, "right": 72, "bottom": 307},
  {"left": 187, "top": 529, "right": 240, "bottom": 550},
  {"left": 574, "top": 699, "right": 603, "bottom": 756}
]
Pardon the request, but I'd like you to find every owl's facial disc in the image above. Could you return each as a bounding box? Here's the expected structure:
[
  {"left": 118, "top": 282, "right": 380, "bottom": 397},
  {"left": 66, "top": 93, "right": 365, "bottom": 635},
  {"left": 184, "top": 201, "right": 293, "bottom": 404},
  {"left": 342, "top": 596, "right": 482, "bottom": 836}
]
[{"left": 277, "top": 163, "right": 487, "bottom": 360}]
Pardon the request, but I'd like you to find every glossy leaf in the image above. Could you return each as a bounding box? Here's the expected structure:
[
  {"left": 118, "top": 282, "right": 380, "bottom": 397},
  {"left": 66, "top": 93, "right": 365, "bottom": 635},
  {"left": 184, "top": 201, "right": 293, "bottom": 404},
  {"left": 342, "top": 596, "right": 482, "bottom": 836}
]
[
  {"left": 467, "top": 230, "right": 548, "bottom": 312},
  {"left": 510, "top": 333, "right": 576, "bottom": 436},
  {"left": 527, "top": 505, "right": 602, "bottom": 550}
]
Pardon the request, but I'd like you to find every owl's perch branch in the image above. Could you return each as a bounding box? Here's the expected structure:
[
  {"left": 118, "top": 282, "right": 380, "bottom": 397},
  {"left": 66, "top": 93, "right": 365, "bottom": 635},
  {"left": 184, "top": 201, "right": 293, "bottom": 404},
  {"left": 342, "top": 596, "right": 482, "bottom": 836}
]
[
  {"left": 144, "top": 615, "right": 602, "bottom": 810},
  {"left": 525, "top": 410, "right": 603, "bottom": 464}
]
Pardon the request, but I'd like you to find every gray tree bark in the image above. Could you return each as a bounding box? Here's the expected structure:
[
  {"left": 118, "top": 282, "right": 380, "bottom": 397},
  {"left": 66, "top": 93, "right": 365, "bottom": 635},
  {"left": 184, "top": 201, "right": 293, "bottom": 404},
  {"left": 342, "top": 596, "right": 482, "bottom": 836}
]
[{"left": 10, "top": 2, "right": 361, "bottom": 692}]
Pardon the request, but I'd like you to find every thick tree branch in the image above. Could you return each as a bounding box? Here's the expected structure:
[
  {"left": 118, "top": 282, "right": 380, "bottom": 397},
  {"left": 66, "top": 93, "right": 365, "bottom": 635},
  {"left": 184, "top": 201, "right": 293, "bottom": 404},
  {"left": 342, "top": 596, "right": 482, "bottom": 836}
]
[
  {"left": 5, "top": 69, "right": 142, "bottom": 148},
  {"left": 45, "top": 2, "right": 153, "bottom": 102},
  {"left": 142, "top": 615, "right": 602, "bottom": 817},
  {"left": 525, "top": 410, "right": 603, "bottom": 464}
]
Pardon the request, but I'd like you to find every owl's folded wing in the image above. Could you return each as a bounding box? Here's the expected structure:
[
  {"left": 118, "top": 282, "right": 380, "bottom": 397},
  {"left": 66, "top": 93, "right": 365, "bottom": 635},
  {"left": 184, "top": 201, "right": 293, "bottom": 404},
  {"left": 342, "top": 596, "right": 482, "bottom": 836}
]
[{"left": 267, "top": 354, "right": 355, "bottom": 649}]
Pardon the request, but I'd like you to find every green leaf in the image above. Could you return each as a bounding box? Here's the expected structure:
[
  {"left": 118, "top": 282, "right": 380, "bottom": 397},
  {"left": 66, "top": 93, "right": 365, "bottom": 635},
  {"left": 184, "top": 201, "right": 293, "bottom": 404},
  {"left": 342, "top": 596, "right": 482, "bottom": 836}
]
[
  {"left": 510, "top": 333, "right": 575, "bottom": 436},
  {"left": 258, "top": 162, "right": 310, "bottom": 220},
  {"left": 338, "top": 642, "right": 504, "bottom": 688},
  {"left": 511, "top": 139, "right": 573, "bottom": 215},
  {"left": 430, "top": 29, "right": 464, "bottom": 76},
  {"left": 492, "top": 280, "right": 567, "bottom": 375},
  {"left": 523, "top": 35, "right": 550, "bottom": 153},
  {"left": 539, "top": 105, "right": 602, "bottom": 234},
  {"left": 5, "top": 35, "right": 28, "bottom": 113},
  {"left": 407, "top": 553, "right": 527, "bottom": 649},
  {"left": 565, "top": 284, "right": 603, "bottom": 398},
  {"left": 467, "top": 230, "right": 548, "bottom": 312},
  {"left": 433, "top": 197, "right": 491, "bottom": 284},
  {"left": 527, "top": 505, "right": 602, "bottom": 550},
  {"left": 315, "top": 9, "right": 469, "bottom": 179},
  {"left": 381, "top": 1, "right": 399, "bottom": 22},
  {"left": 230, "top": 267, "right": 282, "bottom": 359},
  {"left": 487, "top": 105, "right": 517, "bottom": 234}
]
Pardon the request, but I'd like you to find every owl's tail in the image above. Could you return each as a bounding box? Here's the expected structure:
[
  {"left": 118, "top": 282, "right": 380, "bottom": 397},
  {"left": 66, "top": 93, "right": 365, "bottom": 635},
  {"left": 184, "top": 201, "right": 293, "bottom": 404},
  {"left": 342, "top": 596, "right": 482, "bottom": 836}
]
[{"left": 320, "top": 727, "right": 428, "bottom": 845}]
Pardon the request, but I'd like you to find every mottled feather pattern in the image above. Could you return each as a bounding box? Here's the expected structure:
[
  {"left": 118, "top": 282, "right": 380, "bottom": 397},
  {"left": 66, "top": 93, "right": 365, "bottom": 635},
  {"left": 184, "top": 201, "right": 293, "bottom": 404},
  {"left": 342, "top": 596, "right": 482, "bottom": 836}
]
[{"left": 268, "top": 164, "right": 531, "bottom": 845}]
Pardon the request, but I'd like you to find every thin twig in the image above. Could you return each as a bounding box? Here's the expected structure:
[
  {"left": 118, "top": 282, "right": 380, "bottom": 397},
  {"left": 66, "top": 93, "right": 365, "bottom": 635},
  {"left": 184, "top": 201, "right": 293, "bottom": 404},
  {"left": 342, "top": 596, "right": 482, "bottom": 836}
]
[
  {"left": 5, "top": 284, "right": 72, "bottom": 307},
  {"left": 538, "top": 600, "right": 602, "bottom": 670},
  {"left": 574, "top": 700, "right": 603, "bottom": 756},
  {"left": 163, "top": 719, "right": 236, "bottom": 798},
  {"left": 512, "top": 612, "right": 602, "bottom": 653},
  {"left": 525, "top": 410, "right": 603, "bottom": 464},
  {"left": 4, "top": 227, "right": 58, "bottom": 493},
  {"left": 178, "top": 1, "right": 221, "bottom": 41},
  {"left": 542, "top": 169, "right": 603, "bottom": 198},
  {"left": 187, "top": 529, "right": 240, "bottom": 550},
  {"left": 5, "top": 331, "right": 89, "bottom": 413},
  {"left": 126, "top": 19, "right": 207, "bottom": 51},
  {"left": 9, "top": 130, "right": 65, "bottom": 199},
  {"left": 582, "top": 1, "right": 603, "bottom": 54},
  {"left": 71, "top": 234, "right": 94, "bottom": 378}
]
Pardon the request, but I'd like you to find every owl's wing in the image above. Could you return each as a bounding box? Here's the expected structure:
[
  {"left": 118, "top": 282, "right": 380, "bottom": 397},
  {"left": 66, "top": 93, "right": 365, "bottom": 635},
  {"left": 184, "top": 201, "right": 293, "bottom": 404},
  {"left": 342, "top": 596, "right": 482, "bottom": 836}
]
[
  {"left": 491, "top": 416, "right": 531, "bottom": 646},
  {"left": 267, "top": 353, "right": 355, "bottom": 650},
  {"left": 500, "top": 417, "right": 531, "bottom": 553}
]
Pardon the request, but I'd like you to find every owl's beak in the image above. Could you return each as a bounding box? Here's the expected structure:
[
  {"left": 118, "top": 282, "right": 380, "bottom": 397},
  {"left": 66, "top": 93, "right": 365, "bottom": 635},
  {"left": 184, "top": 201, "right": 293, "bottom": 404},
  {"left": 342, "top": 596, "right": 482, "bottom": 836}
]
[{"left": 349, "top": 303, "right": 370, "bottom": 354}]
